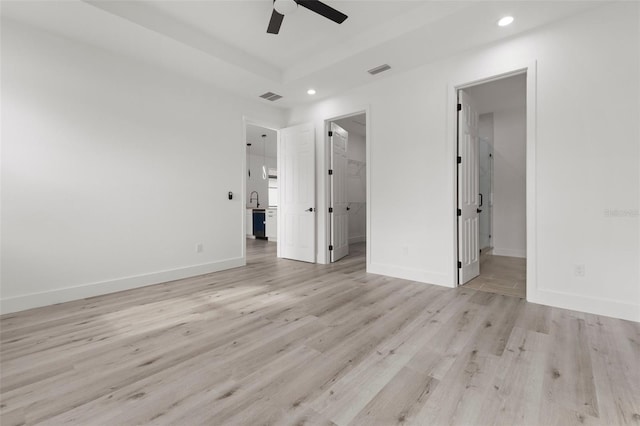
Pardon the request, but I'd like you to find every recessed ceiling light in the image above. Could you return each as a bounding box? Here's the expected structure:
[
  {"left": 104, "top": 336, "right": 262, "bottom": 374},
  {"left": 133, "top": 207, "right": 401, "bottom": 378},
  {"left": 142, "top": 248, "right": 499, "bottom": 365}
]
[
  {"left": 307, "top": 89, "right": 316, "bottom": 95},
  {"left": 498, "top": 16, "right": 514, "bottom": 27}
]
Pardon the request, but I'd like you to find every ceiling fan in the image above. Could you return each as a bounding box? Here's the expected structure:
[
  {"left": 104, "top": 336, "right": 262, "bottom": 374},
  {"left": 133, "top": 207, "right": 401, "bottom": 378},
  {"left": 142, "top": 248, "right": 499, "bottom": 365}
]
[{"left": 267, "top": 0, "right": 348, "bottom": 34}]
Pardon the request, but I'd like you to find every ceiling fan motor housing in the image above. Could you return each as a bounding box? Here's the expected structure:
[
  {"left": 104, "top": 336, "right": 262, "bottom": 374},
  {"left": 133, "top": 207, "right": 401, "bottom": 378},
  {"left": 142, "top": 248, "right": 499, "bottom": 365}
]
[
  {"left": 267, "top": 0, "right": 348, "bottom": 35},
  {"left": 274, "top": 0, "right": 298, "bottom": 15}
]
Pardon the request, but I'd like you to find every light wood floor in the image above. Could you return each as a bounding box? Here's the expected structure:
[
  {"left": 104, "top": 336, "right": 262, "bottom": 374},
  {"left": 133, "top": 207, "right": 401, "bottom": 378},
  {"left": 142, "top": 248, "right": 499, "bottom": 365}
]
[
  {"left": 1, "top": 240, "right": 639, "bottom": 425},
  {"left": 463, "top": 250, "right": 527, "bottom": 298}
]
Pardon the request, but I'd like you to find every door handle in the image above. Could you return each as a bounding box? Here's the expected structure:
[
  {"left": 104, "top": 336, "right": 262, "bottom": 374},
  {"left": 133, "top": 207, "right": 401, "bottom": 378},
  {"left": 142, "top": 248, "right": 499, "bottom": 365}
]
[
  {"left": 477, "top": 208, "right": 483, "bottom": 213},
  {"left": 346, "top": 207, "right": 351, "bottom": 211},
  {"left": 306, "top": 207, "right": 314, "bottom": 212},
  {"left": 479, "top": 193, "right": 483, "bottom": 207}
]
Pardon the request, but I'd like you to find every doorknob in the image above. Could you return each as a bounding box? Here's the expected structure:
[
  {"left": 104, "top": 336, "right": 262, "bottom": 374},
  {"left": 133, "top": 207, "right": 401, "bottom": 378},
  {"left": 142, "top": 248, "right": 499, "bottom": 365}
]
[
  {"left": 477, "top": 208, "right": 483, "bottom": 213},
  {"left": 306, "top": 207, "right": 314, "bottom": 212},
  {"left": 346, "top": 207, "right": 351, "bottom": 211}
]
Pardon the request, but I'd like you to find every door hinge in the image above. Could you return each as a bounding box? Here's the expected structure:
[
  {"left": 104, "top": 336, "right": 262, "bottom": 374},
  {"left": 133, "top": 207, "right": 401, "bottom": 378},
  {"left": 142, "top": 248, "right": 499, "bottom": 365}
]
[
  {"left": 328, "top": 207, "right": 333, "bottom": 213},
  {"left": 457, "top": 156, "right": 462, "bottom": 164},
  {"left": 328, "top": 131, "right": 333, "bottom": 137},
  {"left": 328, "top": 169, "right": 333, "bottom": 175},
  {"left": 457, "top": 103, "right": 462, "bottom": 112},
  {"left": 457, "top": 209, "right": 462, "bottom": 216},
  {"left": 329, "top": 245, "right": 334, "bottom": 251},
  {"left": 457, "top": 261, "right": 462, "bottom": 268}
]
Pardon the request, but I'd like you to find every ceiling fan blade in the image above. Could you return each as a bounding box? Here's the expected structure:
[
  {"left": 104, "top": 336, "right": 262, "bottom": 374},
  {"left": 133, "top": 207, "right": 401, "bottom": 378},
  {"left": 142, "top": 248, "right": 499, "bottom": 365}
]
[
  {"left": 297, "top": 0, "right": 348, "bottom": 24},
  {"left": 267, "top": 9, "right": 285, "bottom": 34}
]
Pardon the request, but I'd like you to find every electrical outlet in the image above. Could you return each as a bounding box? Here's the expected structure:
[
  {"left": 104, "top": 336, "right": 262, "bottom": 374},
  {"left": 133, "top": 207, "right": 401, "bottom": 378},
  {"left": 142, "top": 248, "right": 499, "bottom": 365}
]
[
  {"left": 196, "top": 243, "right": 204, "bottom": 253},
  {"left": 574, "top": 264, "right": 585, "bottom": 277}
]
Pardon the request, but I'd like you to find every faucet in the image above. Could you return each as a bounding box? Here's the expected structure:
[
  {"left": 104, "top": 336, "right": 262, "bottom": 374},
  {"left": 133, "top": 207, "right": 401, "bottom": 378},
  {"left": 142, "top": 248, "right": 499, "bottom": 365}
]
[{"left": 249, "top": 191, "right": 260, "bottom": 208}]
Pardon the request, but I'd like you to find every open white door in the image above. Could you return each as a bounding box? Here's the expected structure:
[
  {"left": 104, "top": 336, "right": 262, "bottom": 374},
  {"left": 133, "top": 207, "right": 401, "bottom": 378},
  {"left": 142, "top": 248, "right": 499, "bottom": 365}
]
[
  {"left": 279, "top": 123, "right": 316, "bottom": 263},
  {"left": 458, "top": 90, "right": 480, "bottom": 284},
  {"left": 330, "top": 123, "right": 349, "bottom": 262}
]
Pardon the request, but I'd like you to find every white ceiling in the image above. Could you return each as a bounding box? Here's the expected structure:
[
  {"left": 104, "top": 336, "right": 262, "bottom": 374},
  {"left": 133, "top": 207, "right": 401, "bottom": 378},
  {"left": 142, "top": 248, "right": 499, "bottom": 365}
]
[
  {"left": 142, "top": 1, "right": 426, "bottom": 70},
  {"left": 2, "top": 0, "right": 605, "bottom": 108}
]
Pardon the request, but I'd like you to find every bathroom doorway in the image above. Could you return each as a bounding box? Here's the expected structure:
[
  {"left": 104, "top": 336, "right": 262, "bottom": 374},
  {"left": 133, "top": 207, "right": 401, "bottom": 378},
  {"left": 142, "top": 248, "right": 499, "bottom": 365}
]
[
  {"left": 457, "top": 73, "right": 527, "bottom": 298},
  {"left": 244, "top": 122, "right": 278, "bottom": 258}
]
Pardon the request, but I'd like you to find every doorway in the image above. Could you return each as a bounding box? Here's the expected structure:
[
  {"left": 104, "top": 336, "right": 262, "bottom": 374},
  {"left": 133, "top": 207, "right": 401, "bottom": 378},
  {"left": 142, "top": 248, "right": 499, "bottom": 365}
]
[
  {"left": 244, "top": 122, "right": 278, "bottom": 258},
  {"left": 456, "top": 73, "right": 527, "bottom": 298},
  {"left": 242, "top": 120, "right": 317, "bottom": 264},
  {"left": 326, "top": 112, "right": 368, "bottom": 263}
]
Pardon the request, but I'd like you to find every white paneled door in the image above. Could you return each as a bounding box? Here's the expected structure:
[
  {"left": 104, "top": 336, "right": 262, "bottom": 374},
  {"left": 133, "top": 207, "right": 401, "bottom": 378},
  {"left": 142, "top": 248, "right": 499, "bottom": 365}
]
[
  {"left": 279, "top": 123, "right": 316, "bottom": 263},
  {"left": 458, "top": 90, "right": 481, "bottom": 284},
  {"left": 330, "top": 123, "right": 349, "bottom": 262}
]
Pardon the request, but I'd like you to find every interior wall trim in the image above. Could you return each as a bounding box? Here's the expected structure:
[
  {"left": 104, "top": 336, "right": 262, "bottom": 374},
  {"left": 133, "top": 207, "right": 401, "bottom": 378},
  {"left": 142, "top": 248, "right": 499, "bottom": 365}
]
[
  {"left": 529, "top": 288, "right": 640, "bottom": 323},
  {"left": 0, "top": 257, "right": 245, "bottom": 315},
  {"left": 368, "top": 262, "right": 453, "bottom": 288}
]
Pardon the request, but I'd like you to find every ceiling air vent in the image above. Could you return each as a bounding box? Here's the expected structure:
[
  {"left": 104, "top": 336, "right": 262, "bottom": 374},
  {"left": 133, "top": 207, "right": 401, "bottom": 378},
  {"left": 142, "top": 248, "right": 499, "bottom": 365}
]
[
  {"left": 367, "top": 64, "right": 391, "bottom": 75},
  {"left": 259, "top": 92, "right": 283, "bottom": 101}
]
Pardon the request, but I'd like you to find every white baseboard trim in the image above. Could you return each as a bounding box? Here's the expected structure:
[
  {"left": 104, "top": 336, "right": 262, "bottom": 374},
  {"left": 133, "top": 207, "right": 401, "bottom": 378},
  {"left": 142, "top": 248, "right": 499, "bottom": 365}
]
[
  {"left": 528, "top": 287, "right": 640, "bottom": 323},
  {"left": 349, "top": 236, "right": 366, "bottom": 244},
  {"left": 0, "top": 257, "right": 245, "bottom": 315},
  {"left": 493, "top": 248, "right": 526, "bottom": 258},
  {"left": 368, "top": 262, "right": 453, "bottom": 288}
]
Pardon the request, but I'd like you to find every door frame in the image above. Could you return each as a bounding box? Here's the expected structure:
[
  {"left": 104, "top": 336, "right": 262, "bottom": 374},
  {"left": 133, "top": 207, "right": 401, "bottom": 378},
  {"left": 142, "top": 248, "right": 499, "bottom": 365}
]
[
  {"left": 324, "top": 108, "right": 371, "bottom": 267},
  {"left": 241, "top": 116, "right": 282, "bottom": 262},
  {"left": 447, "top": 61, "right": 537, "bottom": 301}
]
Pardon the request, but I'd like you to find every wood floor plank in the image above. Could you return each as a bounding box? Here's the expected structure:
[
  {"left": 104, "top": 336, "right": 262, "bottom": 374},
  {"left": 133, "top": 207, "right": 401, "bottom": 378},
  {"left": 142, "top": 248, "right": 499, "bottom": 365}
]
[
  {"left": 308, "top": 288, "right": 447, "bottom": 425},
  {"left": 40, "top": 320, "right": 325, "bottom": 425},
  {"left": 476, "top": 326, "right": 550, "bottom": 426},
  {"left": 514, "top": 300, "right": 552, "bottom": 334},
  {"left": 1, "top": 240, "right": 638, "bottom": 426},
  {"left": 542, "top": 309, "right": 600, "bottom": 419},
  {"left": 349, "top": 366, "right": 439, "bottom": 426},
  {"left": 463, "top": 253, "right": 526, "bottom": 298},
  {"left": 276, "top": 406, "right": 337, "bottom": 426},
  {"left": 412, "top": 344, "right": 502, "bottom": 425},
  {"left": 584, "top": 315, "right": 640, "bottom": 425}
]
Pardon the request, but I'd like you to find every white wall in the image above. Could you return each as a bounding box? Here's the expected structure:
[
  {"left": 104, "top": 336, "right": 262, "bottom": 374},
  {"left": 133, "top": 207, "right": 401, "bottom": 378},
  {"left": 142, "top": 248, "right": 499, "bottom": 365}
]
[
  {"left": 286, "top": 3, "right": 639, "bottom": 321},
  {"left": 347, "top": 133, "right": 366, "bottom": 163},
  {"left": 492, "top": 106, "right": 526, "bottom": 258},
  {"left": 478, "top": 114, "right": 494, "bottom": 142},
  {"left": 347, "top": 133, "right": 366, "bottom": 243},
  {"left": 1, "top": 20, "right": 285, "bottom": 313}
]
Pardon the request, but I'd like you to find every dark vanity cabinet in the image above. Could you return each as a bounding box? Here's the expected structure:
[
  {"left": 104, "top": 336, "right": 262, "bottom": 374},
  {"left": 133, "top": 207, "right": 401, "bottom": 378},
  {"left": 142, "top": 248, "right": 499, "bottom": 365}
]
[{"left": 252, "top": 209, "right": 266, "bottom": 239}]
